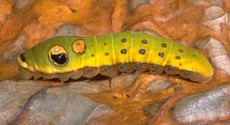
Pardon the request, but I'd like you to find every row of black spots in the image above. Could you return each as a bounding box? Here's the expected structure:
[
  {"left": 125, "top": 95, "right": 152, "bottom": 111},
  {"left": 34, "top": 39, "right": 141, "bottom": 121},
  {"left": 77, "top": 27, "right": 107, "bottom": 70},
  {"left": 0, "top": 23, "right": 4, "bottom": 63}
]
[
  {"left": 148, "top": 63, "right": 194, "bottom": 78},
  {"left": 120, "top": 48, "right": 148, "bottom": 55},
  {"left": 164, "top": 66, "right": 193, "bottom": 76},
  {"left": 121, "top": 38, "right": 148, "bottom": 44},
  {"left": 82, "top": 63, "right": 194, "bottom": 81},
  {"left": 158, "top": 52, "right": 181, "bottom": 60}
]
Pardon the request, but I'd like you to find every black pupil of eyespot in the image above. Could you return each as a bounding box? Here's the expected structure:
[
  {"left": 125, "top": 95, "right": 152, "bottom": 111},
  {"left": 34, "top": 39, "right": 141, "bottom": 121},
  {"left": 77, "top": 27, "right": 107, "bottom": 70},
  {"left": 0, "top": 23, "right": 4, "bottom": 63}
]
[
  {"left": 20, "top": 54, "right": 26, "bottom": 63},
  {"left": 51, "top": 53, "right": 67, "bottom": 65}
]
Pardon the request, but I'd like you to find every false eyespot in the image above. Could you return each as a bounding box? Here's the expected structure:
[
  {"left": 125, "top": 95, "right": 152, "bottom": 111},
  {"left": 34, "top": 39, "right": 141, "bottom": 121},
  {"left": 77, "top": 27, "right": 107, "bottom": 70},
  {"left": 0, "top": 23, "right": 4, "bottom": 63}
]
[{"left": 48, "top": 45, "right": 68, "bottom": 66}]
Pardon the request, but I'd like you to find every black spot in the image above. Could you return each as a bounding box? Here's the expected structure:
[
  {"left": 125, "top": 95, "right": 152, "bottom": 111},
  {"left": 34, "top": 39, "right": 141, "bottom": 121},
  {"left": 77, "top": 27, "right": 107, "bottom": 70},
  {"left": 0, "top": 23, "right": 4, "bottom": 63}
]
[
  {"left": 104, "top": 43, "right": 107, "bottom": 45},
  {"left": 175, "top": 56, "right": 181, "bottom": 60},
  {"left": 142, "top": 39, "right": 147, "bottom": 44},
  {"left": 121, "top": 38, "right": 126, "bottom": 42},
  {"left": 104, "top": 65, "right": 111, "bottom": 71},
  {"left": 20, "top": 54, "right": 26, "bottom": 63},
  {"left": 185, "top": 71, "right": 191, "bottom": 75},
  {"left": 179, "top": 63, "right": 182, "bottom": 66},
  {"left": 51, "top": 53, "right": 68, "bottom": 65},
  {"left": 135, "top": 63, "right": 142, "bottom": 68},
  {"left": 105, "top": 52, "right": 109, "bottom": 56},
  {"left": 168, "top": 66, "right": 175, "bottom": 71},
  {"left": 86, "top": 68, "right": 92, "bottom": 72},
  {"left": 91, "top": 54, "right": 94, "bottom": 57},
  {"left": 139, "top": 49, "right": 146, "bottom": 54},
  {"left": 179, "top": 49, "right": 183, "bottom": 52},
  {"left": 121, "top": 49, "right": 127, "bottom": 54},
  {"left": 193, "top": 55, "right": 196, "bottom": 57},
  {"left": 120, "top": 63, "right": 127, "bottom": 69},
  {"left": 159, "top": 52, "right": 165, "bottom": 57},
  {"left": 162, "top": 43, "right": 167, "bottom": 47},
  {"left": 152, "top": 64, "right": 159, "bottom": 70}
]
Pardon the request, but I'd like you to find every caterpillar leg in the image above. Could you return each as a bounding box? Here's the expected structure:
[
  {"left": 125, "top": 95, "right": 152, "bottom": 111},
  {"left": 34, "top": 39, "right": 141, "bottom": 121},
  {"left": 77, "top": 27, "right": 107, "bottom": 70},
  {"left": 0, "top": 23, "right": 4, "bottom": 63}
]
[
  {"left": 134, "top": 63, "right": 150, "bottom": 72},
  {"left": 179, "top": 70, "right": 212, "bottom": 83},
  {"left": 99, "top": 65, "right": 119, "bottom": 78},
  {"left": 149, "top": 64, "right": 164, "bottom": 74},
  {"left": 82, "top": 67, "right": 99, "bottom": 78},
  {"left": 164, "top": 66, "right": 180, "bottom": 75},
  {"left": 70, "top": 69, "right": 83, "bottom": 80},
  {"left": 119, "top": 63, "right": 135, "bottom": 73},
  {"left": 55, "top": 73, "right": 72, "bottom": 81}
]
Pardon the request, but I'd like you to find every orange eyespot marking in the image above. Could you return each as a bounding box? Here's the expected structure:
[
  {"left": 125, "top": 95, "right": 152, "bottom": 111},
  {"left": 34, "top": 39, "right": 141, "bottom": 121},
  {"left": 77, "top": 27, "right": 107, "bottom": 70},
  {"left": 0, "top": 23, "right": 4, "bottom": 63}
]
[{"left": 72, "top": 40, "right": 85, "bottom": 54}]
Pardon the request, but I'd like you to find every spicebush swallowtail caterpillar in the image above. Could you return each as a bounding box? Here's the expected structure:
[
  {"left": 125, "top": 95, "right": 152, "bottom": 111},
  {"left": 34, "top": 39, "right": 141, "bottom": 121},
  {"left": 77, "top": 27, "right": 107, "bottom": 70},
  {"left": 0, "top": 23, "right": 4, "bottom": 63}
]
[{"left": 18, "top": 31, "right": 214, "bottom": 83}]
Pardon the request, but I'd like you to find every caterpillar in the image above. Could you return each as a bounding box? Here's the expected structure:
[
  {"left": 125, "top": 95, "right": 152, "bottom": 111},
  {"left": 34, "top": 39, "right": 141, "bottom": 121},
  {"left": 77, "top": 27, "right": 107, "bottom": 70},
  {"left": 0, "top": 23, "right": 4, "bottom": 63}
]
[{"left": 17, "top": 31, "right": 214, "bottom": 83}]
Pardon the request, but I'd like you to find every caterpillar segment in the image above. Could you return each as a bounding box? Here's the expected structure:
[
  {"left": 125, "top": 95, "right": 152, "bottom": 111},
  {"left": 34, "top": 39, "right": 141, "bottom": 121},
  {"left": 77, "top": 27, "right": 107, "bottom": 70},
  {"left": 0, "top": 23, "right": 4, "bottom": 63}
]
[{"left": 17, "top": 31, "right": 214, "bottom": 83}]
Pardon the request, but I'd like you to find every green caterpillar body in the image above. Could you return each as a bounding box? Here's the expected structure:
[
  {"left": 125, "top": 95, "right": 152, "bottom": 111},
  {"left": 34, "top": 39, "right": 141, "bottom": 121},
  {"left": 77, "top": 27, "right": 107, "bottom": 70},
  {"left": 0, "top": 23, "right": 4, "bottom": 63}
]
[{"left": 18, "top": 31, "right": 214, "bottom": 83}]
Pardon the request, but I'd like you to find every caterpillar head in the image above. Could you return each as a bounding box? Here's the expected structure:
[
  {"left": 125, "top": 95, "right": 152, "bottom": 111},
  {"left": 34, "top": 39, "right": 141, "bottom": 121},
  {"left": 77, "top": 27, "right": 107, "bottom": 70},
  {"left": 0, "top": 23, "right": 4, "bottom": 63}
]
[{"left": 17, "top": 36, "right": 84, "bottom": 79}]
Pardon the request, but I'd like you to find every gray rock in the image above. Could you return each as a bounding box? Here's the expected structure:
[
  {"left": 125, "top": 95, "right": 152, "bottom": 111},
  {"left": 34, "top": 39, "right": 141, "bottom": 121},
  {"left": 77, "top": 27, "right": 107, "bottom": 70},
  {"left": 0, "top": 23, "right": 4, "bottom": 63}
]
[
  {"left": 55, "top": 24, "right": 80, "bottom": 36},
  {"left": 130, "top": 0, "right": 149, "bottom": 11},
  {"left": 202, "top": 6, "right": 229, "bottom": 30},
  {"left": 14, "top": 85, "right": 110, "bottom": 125},
  {"left": 202, "top": 6, "right": 225, "bottom": 22},
  {"left": 0, "top": 80, "right": 48, "bottom": 125},
  {"left": 147, "top": 79, "right": 171, "bottom": 94},
  {"left": 173, "top": 83, "right": 230, "bottom": 124},
  {"left": 3, "top": 35, "right": 27, "bottom": 61},
  {"left": 186, "top": 0, "right": 224, "bottom": 7}
]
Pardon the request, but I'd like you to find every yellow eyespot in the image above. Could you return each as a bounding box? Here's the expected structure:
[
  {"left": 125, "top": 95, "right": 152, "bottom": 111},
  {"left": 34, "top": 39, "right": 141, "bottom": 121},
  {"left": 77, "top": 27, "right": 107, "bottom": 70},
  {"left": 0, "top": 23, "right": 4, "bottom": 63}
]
[
  {"left": 48, "top": 45, "right": 68, "bottom": 66},
  {"left": 72, "top": 40, "right": 85, "bottom": 54}
]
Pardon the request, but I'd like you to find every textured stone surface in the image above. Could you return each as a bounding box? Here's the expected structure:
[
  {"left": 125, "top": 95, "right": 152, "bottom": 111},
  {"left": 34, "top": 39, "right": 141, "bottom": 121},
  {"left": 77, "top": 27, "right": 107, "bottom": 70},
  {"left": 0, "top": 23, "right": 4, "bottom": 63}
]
[
  {"left": 203, "top": 6, "right": 229, "bottom": 30},
  {"left": 187, "top": 0, "right": 225, "bottom": 6},
  {"left": 55, "top": 24, "right": 81, "bottom": 36},
  {"left": 0, "top": 80, "right": 49, "bottom": 124},
  {"left": 14, "top": 86, "right": 110, "bottom": 124},
  {"left": 173, "top": 83, "right": 230, "bottom": 124},
  {"left": 3, "top": 35, "right": 27, "bottom": 61},
  {"left": 147, "top": 78, "right": 171, "bottom": 94},
  {"left": 197, "top": 38, "right": 230, "bottom": 76}
]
